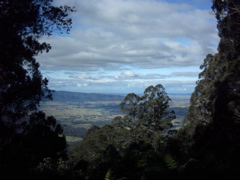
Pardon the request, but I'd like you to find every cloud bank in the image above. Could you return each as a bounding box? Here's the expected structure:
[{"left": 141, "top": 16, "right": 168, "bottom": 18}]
[{"left": 38, "top": 0, "right": 219, "bottom": 94}]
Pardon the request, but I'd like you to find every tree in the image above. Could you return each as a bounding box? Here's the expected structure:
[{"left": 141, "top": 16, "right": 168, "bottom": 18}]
[
  {"left": 0, "top": 0, "right": 74, "bottom": 124},
  {"left": 0, "top": 0, "right": 74, "bottom": 178},
  {"left": 185, "top": 0, "right": 240, "bottom": 131},
  {"left": 182, "top": 0, "right": 240, "bottom": 176},
  {"left": 120, "top": 93, "right": 140, "bottom": 118},
  {"left": 213, "top": 0, "right": 240, "bottom": 58},
  {"left": 118, "top": 84, "right": 175, "bottom": 131},
  {"left": 184, "top": 54, "right": 216, "bottom": 128},
  {"left": 72, "top": 84, "right": 175, "bottom": 178},
  {"left": 0, "top": 112, "right": 67, "bottom": 178},
  {"left": 139, "top": 84, "right": 175, "bottom": 130},
  {"left": 73, "top": 124, "right": 130, "bottom": 163}
]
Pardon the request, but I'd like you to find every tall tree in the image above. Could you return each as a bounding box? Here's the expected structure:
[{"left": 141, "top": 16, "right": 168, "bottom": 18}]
[
  {"left": 118, "top": 84, "right": 175, "bottom": 131},
  {"left": 0, "top": 0, "right": 74, "bottom": 178},
  {"left": 185, "top": 0, "right": 240, "bottom": 130},
  {"left": 182, "top": 0, "right": 240, "bottom": 175},
  {"left": 0, "top": 0, "right": 74, "bottom": 124},
  {"left": 120, "top": 93, "right": 141, "bottom": 121},
  {"left": 77, "top": 84, "right": 175, "bottom": 159},
  {"left": 139, "top": 84, "right": 175, "bottom": 130}
]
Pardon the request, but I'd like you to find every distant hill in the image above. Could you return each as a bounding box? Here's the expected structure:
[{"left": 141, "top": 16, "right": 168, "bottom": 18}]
[{"left": 51, "top": 91, "right": 125, "bottom": 102}]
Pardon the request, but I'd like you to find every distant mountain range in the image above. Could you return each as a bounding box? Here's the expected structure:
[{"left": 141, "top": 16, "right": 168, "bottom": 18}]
[
  {"left": 51, "top": 91, "right": 125, "bottom": 102},
  {"left": 49, "top": 91, "right": 191, "bottom": 103}
]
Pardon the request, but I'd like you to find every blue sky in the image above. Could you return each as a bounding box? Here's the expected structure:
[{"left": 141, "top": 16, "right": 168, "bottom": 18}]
[{"left": 37, "top": 0, "right": 219, "bottom": 94}]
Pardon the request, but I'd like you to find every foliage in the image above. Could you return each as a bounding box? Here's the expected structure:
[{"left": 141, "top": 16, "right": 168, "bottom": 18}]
[
  {"left": 185, "top": 0, "right": 240, "bottom": 133},
  {"left": 104, "top": 169, "right": 112, "bottom": 180},
  {"left": 76, "top": 84, "right": 175, "bottom": 159},
  {"left": 163, "top": 154, "right": 178, "bottom": 170},
  {"left": 34, "top": 157, "right": 71, "bottom": 177},
  {"left": 118, "top": 84, "right": 175, "bottom": 131},
  {"left": 51, "top": 0, "right": 240, "bottom": 179},
  {"left": 0, "top": 111, "right": 68, "bottom": 179},
  {"left": 71, "top": 84, "right": 178, "bottom": 179},
  {"left": 0, "top": 0, "right": 74, "bottom": 121},
  {"left": 182, "top": 0, "right": 240, "bottom": 177},
  {"left": 0, "top": 0, "right": 74, "bottom": 178},
  {"left": 3, "top": 0, "right": 240, "bottom": 178},
  {"left": 70, "top": 0, "right": 240, "bottom": 178}
]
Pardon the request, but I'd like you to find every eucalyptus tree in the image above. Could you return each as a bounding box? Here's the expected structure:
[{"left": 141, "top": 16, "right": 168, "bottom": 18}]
[
  {"left": 182, "top": 0, "right": 240, "bottom": 174},
  {"left": 139, "top": 84, "right": 175, "bottom": 130},
  {"left": 118, "top": 84, "right": 175, "bottom": 131},
  {"left": 185, "top": 0, "right": 240, "bottom": 129},
  {"left": 120, "top": 93, "right": 141, "bottom": 121}
]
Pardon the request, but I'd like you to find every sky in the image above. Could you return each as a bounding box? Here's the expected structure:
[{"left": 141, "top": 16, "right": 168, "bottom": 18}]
[{"left": 37, "top": 0, "right": 220, "bottom": 94}]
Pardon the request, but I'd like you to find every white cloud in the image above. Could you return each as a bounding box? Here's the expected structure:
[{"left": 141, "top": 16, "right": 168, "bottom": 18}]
[
  {"left": 37, "top": 0, "right": 219, "bottom": 94},
  {"left": 77, "top": 83, "right": 89, "bottom": 87},
  {"left": 39, "top": 0, "right": 218, "bottom": 71},
  {"left": 121, "top": 70, "right": 137, "bottom": 78}
]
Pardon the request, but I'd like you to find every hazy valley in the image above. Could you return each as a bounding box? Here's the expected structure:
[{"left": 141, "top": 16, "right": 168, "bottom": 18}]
[{"left": 40, "top": 91, "right": 190, "bottom": 145}]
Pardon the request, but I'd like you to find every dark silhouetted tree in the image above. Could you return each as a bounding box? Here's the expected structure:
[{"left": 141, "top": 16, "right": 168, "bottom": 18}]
[
  {"left": 0, "top": 0, "right": 74, "bottom": 178},
  {"left": 182, "top": 0, "right": 240, "bottom": 177},
  {"left": 185, "top": 0, "right": 240, "bottom": 132}
]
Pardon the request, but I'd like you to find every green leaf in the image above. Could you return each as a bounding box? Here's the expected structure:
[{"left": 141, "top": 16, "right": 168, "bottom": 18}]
[{"left": 164, "top": 154, "right": 178, "bottom": 170}]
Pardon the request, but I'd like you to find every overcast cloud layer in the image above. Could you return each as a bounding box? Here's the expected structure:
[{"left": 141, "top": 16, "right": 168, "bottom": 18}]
[{"left": 37, "top": 0, "right": 219, "bottom": 94}]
